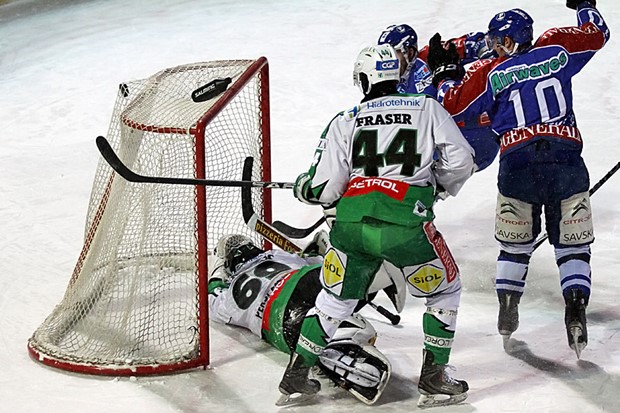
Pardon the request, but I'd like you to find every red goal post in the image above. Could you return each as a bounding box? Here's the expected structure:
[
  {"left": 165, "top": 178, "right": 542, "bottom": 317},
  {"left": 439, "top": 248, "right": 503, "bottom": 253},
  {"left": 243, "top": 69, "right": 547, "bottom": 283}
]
[{"left": 28, "top": 58, "right": 271, "bottom": 375}]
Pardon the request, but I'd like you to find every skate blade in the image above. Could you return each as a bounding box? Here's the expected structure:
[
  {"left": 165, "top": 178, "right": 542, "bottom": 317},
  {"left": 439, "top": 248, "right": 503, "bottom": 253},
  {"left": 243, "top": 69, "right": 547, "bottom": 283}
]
[
  {"left": 275, "top": 391, "right": 316, "bottom": 407},
  {"left": 417, "top": 392, "right": 467, "bottom": 408},
  {"left": 501, "top": 333, "right": 512, "bottom": 350},
  {"left": 569, "top": 326, "right": 587, "bottom": 359}
]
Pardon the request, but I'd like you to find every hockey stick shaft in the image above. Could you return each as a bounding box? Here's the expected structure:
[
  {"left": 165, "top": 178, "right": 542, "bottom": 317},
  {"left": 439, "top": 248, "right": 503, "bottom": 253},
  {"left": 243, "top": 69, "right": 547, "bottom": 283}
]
[
  {"left": 532, "top": 160, "right": 620, "bottom": 250},
  {"left": 240, "top": 157, "right": 303, "bottom": 253},
  {"left": 96, "top": 136, "right": 293, "bottom": 189},
  {"left": 368, "top": 302, "right": 401, "bottom": 325}
]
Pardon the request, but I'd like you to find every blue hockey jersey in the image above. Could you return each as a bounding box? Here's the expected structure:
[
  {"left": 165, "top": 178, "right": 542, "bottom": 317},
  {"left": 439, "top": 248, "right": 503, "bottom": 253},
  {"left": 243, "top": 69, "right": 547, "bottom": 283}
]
[{"left": 438, "top": 4, "right": 609, "bottom": 158}]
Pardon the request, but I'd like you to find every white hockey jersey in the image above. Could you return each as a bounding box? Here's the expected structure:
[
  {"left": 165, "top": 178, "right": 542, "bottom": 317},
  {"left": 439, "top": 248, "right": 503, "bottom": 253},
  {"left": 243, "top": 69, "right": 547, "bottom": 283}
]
[
  {"left": 306, "top": 94, "right": 475, "bottom": 205},
  {"left": 208, "top": 250, "right": 321, "bottom": 336}
]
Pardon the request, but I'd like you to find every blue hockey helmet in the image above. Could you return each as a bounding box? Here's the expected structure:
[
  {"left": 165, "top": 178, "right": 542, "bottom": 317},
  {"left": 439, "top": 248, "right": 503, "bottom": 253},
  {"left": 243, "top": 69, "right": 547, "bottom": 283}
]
[
  {"left": 486, "top": 9, "right": 534, "bottom": 54},
  {"left": 377, "top": 24, "right": 418, "bottom": 53}
]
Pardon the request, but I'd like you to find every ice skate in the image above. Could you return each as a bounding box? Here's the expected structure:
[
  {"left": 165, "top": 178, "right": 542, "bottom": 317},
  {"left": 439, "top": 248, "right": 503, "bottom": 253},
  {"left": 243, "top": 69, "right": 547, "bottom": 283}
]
[
  {"left": 276, "top": 354, "right": 320, "bottom": 407},
  {"left": 417, "top": 349, "right": 468, "bottom": 408},
  {"left": 564, "top": 289, "right": 588, "bottom": 359},
  {"left": 497, "top": 291, "right": 520, "bottom": 348}
]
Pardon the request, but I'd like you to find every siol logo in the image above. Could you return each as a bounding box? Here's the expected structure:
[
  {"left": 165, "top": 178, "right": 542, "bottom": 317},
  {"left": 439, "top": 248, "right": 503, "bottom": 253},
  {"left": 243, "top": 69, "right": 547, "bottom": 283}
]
[
  {"left": 322, "top": 249, "right": 345, "bottom": 287},
  {"left": 407, "top": 264, "right": 444, "bottom": 294},
  {"left": 376, "top": 59, "right": 398, "bottom": 70}
]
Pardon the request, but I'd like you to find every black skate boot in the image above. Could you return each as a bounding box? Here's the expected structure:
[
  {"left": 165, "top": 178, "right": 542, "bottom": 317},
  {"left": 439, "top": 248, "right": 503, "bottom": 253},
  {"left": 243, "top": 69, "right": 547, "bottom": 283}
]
[
  {"left": 564, "top": 288, "right": 588, "bottom": 358},
  {"left": 276, "top": 353, "right": 321, "bottom": 406},
  {"left": 417, "top": 349, "right": 469, "bottom": 408},
  {"left": 497, "top": 291, "right": 521, "bottom": 347}
]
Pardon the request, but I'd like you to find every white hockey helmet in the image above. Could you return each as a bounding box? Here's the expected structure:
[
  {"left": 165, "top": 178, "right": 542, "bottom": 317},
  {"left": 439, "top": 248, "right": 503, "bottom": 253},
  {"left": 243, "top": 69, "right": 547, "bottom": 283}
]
[{"left": 353, "top": 44, "right": 400, "bottom": 95}]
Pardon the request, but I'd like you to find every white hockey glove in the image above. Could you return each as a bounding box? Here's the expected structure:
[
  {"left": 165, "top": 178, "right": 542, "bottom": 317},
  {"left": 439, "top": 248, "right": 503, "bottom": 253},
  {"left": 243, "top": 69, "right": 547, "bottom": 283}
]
[
  {"left": 208, "top": 252, "right": 230, "bottom": 283},
  {"left": 323, "top": 205, "right": 337, "bottom": 228},
  {"left": 434, "top": 184, "right": 451, "bottom": 203},
  {"left": 301, "top": 229, "right": 330, "bottom": 257},
  {"left": 293, "top": 172, "right": 315, "bottom": 205}
]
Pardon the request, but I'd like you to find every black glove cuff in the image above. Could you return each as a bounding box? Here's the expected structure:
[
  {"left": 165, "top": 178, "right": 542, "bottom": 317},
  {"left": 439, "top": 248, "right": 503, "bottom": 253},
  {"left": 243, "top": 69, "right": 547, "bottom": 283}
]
[
  {"left": 432, "top": 64, "right": 463, "bottom": 87},
  {"left": 566, "top": 0, "right": 596, "bottom": 10}
]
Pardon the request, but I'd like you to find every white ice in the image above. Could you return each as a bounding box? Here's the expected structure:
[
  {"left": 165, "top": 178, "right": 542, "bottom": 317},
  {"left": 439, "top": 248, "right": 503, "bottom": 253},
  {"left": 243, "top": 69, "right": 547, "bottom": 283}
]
[{"left": 1, "top": 0, "right": 619, "bottom": 412}]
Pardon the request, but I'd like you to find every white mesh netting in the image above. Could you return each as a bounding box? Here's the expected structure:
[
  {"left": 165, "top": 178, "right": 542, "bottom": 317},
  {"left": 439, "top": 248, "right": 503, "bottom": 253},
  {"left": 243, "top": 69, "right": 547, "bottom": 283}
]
[{"left": 28, "top": 59, "right": 270, "bottom": 374}]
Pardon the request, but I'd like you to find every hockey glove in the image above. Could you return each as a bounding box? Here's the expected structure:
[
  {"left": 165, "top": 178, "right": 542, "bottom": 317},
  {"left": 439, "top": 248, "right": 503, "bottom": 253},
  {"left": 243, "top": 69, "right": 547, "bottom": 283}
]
[
  {"left": 301, "top": 229, "right": 330, "bottom": 257},
  {"left": 427, "top": 33, "right": 464, "bottom": 87},
  {"left": 566, "top": 0, "right": 596, "bottom": 9},
  {"left": 293, "top": 172, "right": 314, "bottom": 205},
  {"left": 323, "top": 205, "right": 337, "bottom": 228}
]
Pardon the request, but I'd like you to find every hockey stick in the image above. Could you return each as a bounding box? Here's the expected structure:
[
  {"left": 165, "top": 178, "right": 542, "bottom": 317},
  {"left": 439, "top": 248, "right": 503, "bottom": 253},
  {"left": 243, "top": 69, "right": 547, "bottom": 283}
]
[
  {"left": 96, "top": 136, "right": 293, "bottom": 189},
  {"left": 532, "top": 160, "right": 620, "bottom": 251},
  {"left": 272, "top": 216, "right": 326, "bottom": 238},
  {"left": 240, "top": 157, "right": 303, "bottom": 253},
  {"left": 241, "top": 157, "right": 402, "bottom": 325},
  {"left": 368, "top": 302, "right": 401, "bottom": 325}
]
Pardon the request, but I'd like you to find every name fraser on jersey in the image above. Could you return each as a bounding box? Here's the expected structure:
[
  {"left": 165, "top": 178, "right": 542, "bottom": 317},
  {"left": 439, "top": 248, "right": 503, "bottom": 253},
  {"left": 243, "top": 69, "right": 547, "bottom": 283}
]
[{"left": 355, "top": 113, "right": 413, "bottom": 127}]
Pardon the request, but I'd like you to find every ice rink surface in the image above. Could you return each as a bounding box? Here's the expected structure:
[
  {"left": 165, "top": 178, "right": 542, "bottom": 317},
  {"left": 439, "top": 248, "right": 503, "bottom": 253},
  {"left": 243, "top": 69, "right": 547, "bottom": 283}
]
[{"left": 1, "top": 0, "right": 619, "bottom": 411}]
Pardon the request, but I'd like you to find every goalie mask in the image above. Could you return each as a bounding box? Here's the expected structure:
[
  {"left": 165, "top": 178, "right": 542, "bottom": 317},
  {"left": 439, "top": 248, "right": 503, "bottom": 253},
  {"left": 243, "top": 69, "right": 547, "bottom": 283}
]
[
  {"left": 215, "top": 234, "right": 264, "bottom": 273},
  {"left": 318, "top": 340, "right": 391, "bottom": 405},
  {"left": 353, "top": 44, "right": 400, "bottom": 95}
]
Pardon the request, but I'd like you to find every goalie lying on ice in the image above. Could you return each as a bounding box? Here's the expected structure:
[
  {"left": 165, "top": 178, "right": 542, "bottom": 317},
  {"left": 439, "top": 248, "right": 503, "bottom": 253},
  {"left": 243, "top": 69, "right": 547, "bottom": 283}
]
[{"left": 207, "top": 234, "right": 391, "bottom": 405}]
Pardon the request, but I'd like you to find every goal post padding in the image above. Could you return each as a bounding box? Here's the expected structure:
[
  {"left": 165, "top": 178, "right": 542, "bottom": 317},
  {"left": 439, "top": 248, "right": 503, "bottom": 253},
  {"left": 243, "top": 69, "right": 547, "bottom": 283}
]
[{"left": 27, "top": 58, "right": 271, "bottom": 375}]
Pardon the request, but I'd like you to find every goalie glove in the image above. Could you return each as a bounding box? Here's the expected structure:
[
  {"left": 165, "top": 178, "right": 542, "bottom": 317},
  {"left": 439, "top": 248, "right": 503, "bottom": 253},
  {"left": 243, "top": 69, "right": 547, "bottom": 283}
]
[{"left": 566, "top": 0, "right": 596, "bottom": 9}]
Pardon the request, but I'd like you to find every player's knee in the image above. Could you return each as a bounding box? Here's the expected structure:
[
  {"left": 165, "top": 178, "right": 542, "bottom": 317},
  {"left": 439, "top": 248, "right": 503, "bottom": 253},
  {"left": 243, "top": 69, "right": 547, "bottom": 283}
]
[
  {"left": 315, "top": 289, "right": 359, "bottom": 322},
  {"left": 495, "top": 193, "right": 536, "bottom": 243},
  {"left": 402, "top": 258, "right": 460, "bottom": 298},
  {"left": 556, "top": 192, "right": 594, "bottom": 247}
]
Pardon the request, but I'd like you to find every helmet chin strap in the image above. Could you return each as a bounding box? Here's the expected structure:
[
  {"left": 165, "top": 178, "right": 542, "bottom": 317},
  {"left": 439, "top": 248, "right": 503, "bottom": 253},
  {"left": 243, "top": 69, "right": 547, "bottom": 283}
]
[{"left": 498, "top": 38, "right": 520, "bottom": 56}]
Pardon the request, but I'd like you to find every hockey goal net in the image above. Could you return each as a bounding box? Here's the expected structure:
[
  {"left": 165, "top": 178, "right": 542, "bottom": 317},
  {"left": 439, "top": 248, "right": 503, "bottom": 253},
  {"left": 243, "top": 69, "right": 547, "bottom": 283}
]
[{"left": 28, "top": 58, "right": 271, "bottom": 375}]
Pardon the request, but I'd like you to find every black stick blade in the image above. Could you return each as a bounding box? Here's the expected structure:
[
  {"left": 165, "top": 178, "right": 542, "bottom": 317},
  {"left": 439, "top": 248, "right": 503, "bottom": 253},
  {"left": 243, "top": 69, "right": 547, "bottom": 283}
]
[{"left": 272, "top": 216, "right": 326, "bottom": 238}]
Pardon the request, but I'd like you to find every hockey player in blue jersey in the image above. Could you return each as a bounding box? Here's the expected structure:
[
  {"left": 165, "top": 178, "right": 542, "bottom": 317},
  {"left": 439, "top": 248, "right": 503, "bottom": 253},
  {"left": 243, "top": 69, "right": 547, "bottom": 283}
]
[
  {"left": 427, "top": 0, "right": 609, "bottom": 357},
  {"left": 377, "top": 24, "right": 499, "bottom": 171}
]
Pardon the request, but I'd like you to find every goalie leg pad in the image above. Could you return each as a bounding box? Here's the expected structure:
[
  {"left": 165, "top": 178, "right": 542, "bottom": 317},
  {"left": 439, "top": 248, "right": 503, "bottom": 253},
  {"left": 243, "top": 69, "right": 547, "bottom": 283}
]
[{"left": 318, "top": 340, "right": 391, "bottom": 405}]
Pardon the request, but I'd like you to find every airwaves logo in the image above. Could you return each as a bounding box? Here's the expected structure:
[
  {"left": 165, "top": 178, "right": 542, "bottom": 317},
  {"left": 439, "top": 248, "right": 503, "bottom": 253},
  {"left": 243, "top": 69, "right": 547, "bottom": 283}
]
[
  {"left": 490, "top": 51, "right": 568, "bottom": 96},
  {"left": 323, "top": 249, "right": 345, "bottom": 287}
]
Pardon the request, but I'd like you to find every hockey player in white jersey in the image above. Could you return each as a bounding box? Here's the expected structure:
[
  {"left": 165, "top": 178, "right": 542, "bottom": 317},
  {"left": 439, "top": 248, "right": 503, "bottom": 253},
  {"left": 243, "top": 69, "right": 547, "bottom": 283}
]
[
  {"left": 208, "top": 234, "right": 392, "bottom": 405},
  {"left": 277, "top": 44, "right": 475, "bottom": 408}
]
